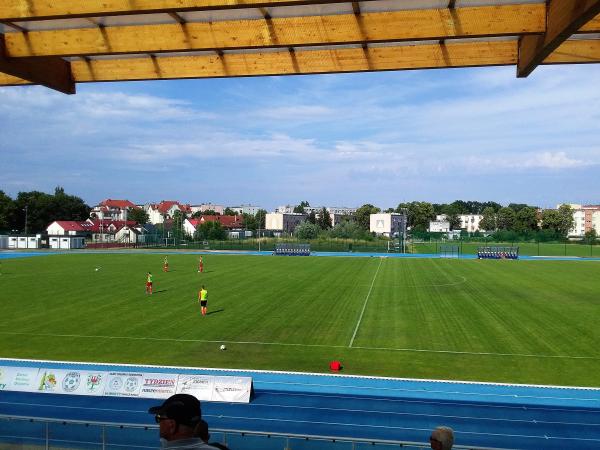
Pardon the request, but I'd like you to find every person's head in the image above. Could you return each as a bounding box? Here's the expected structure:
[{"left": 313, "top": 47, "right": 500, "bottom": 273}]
[
  {"left": 430, "top": 426, "right": 454, "bottom": 450},
  {"left": 149, "top": 394, "right": 202, "bottom": 441},
  {"left": 202, "top": 285, "right": 205, "bottom": 289}
]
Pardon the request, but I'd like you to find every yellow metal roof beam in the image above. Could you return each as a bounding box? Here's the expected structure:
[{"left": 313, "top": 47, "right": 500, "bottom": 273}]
[
  {"left": 0, "top": 35, "right": 75, "bottom": 93},
  {"left": 2, "top": 4, "right": 546, "bottom": 58},
  {"left": 2, "top": 39, "right": 599, "bottom": 87},
  {"left": 517, "top": 0, "right": 600, "bottom": 77},
  {"left": 1, "top": 0, "right": 380, "bottom": 21}
]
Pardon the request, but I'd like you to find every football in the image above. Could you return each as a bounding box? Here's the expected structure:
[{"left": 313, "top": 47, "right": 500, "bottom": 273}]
[{"left": 220, "top": 344, "right": 226, "bottom": 351}]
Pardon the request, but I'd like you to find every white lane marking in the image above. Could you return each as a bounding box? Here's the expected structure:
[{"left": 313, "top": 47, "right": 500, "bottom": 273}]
[
  {"left": 349, "top": 257, "right": 383, "bottom": 348},
  {"left": 3, "top": 399, "right": 599, "bottom": 428},
  {"left": 1, "top": 330, "right": 599, "bottom": 361},
  {"left": 358, "top": 275, "right": 468, "bottom": 288}
]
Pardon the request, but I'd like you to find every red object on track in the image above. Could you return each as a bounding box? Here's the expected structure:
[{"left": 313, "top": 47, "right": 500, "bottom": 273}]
[{"left": 329, "top": 360, "right": 342, "bottom": 371}]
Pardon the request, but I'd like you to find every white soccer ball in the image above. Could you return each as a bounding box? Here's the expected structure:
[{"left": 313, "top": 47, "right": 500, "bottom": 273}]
[
  {"left": 95, "top": 268, "right": 99, "bottom": 271},
  {"left": 220, "top": 345, "right": 226, "bottom": 351}
]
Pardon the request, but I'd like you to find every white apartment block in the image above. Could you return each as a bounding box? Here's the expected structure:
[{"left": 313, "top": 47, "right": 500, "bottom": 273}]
[
  {"left": 436, "top": 214, "right": 483, "bottom": 232},
  {"left": 429, "top": 221, "right": 450, "bottom": 233},
  {"left": 559, "top": 204, "right": 600, "bottom": 237},
  {"left": 265, "top": 213, "right": 307, "bottom": 234},
  {"left": 230, "top": 204, "right": 261, "bottom": 215},
  {"left": 370, "top": 213, "right": 406, "bottom": 237}
]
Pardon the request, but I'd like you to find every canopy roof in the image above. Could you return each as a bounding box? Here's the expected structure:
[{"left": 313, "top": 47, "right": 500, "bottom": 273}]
[{"left": 0, "top": 0, "right": 598, "bottom": 94}]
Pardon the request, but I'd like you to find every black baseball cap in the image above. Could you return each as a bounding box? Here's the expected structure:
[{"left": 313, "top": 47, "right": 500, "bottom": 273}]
[{"left": 148, "top": 394, "right": 202, "bottom": 427}]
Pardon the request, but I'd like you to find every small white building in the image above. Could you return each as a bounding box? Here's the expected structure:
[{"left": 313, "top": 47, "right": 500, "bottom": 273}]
[
  {"left": 436, "top": 214, "right": 483, "bottom": 232},
  {"left": 8, "top": 235, "right": 40, "bottom": 249},
  {"left": 0, "top": 235, "right": 8, "bottom": 249},
  {"left": 370, "top": 213, "right": 407, "bottom": 237},
  {"left": 49, "top": 236, "right": 86, "bottom": 249},
  {"left": 265, "top": 213, "right": 307, "bottom": 234},
  {"left": 429, "top": 221, "right": 451, "bottom": 233}
]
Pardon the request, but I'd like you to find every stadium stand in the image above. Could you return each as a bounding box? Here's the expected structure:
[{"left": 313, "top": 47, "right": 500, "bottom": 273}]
[
  {"left": 477, "top": 246, "right": 519, "bottom": 260},
  {"left": 273, "top": 243, "right": 311, "bottom": 256}
]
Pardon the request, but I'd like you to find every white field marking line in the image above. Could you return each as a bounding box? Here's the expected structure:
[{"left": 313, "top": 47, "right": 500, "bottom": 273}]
[
  {"left": 349, "top": 257, "right": 383, "bottom": 348},
  {"left": 356, "top": 275, "right": 468, "bottom": 289},
  {"left": 1, "top": 330, "right": 599, "bottom": 361}
]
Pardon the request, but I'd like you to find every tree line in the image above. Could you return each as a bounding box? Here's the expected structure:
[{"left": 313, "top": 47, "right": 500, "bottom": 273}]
[{"left": 0, "top": 188, "right": 90, "bottom": 234}]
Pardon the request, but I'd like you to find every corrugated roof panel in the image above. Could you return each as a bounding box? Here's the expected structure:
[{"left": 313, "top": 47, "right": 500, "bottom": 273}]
[{"left": 180, "top": 9, "right": 264, "bottom": 22}]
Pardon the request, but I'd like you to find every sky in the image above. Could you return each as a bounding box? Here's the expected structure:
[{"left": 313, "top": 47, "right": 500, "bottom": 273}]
[{"left": 1, "top": 64, "right": 599, "bottom": 212}]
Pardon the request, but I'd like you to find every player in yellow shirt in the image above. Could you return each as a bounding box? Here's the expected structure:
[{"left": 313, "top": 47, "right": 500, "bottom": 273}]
[
  {"left": 163, "top": 256, "right": 169, "bottom": 272},
  {"left": 146, "top": 272, "right": 153, "bottom": 295},
  {"left": 198, "top": 285, "right": 208, "bottom": 316}
]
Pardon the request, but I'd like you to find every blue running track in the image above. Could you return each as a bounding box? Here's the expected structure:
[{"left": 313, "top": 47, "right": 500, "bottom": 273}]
[{"left": 1, "top": 359, "right": 600, "bottom": 449}]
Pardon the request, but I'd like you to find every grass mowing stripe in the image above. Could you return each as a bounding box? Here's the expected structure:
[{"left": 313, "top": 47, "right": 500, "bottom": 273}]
[{"left": 349, "top": 257, "right": 384, "bottom": 348}]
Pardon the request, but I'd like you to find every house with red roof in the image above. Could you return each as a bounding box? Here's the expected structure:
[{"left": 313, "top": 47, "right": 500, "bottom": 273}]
[
  {"left": 146, "top": 200, "right": 192, "bottom": 224},
  {"left": 47, "top": 218, "right": 139, "bottom": 243},
  {"left": 90, "top": 198, "right": 138, "bottom": 221}
]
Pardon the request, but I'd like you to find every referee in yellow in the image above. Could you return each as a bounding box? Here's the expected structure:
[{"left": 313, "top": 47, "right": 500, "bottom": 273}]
[{"left": 198, "top": 285, "right": 208, "bottom": 316}]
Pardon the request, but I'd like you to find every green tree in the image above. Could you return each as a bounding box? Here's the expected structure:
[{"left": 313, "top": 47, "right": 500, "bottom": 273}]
[
  {"left": 407, "top": 202, "right": 435, "bottom": 231},
  {"left": 479, "top": 207, "right": 497, "bottom": 231},
  {"left": 497, "top": 207, "right": 516, "bottom": 230},
  {"left": 295, "top": 221, "right": 320, "bottom": 239},
  {"left": 355, "top": 204, "right": 381, "bottom": 230},
  {"left": 307, "top": 211, "right": 317, "bottom": 225},
  {"left": 557, "top": 204, "right": 575, "bottom": 238},
  {"left": 541, "top": 209, "right": 561, "bottom": 232},
  {"left": 317, "top": 207, "right": 332, "bottom": 230},
  {"left": 255, "top": 209, "right": 267, "bottom": 230},
  {"left": 242, "top": 213, "right": 257, "bottom": 231},
  {"left": 446, "top": 212, "right": 461, "bottom": 230},
  {"left": 128, "top": 207, "right": 149, "bottom": 224},
  {"left": 224, "top": 207, "right": 236, "bottom": 215},
  {"left": 514, "top": 207, "right": 538, "bottom": 233},
  {"left": 293, "top": 201, "right": 310, "bottom": 214},
  {"left": 194, "top": 221, "right": 226, "bottom": 240},
  {"left": 584, "top": 229, "right": 597, "bottom": 244},
  {"left": 330, "top": 220, "right": 372, "bottom": 240},
  {"left": 0, "top": 190, "right": 16, "bottom": 231}
]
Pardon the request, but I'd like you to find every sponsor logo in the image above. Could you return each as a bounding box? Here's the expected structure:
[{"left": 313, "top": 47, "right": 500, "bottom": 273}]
[
  {"left": 38, "top": 371, "right": 57, "bottom": 391},
  {"left": 144, "top": 378, "right": 176, "bottom": 386},
  {"left": 86, "top": 374, "right": 103, "bottom": 393},
  {"left": 62, "top": 372, "right": 81, "bottom": 392},
  {"left": 109, "top": 376, "right": 123, "bottom": 391},
  {"left": 124, "top": 376, "right": 139, "bottom": 393}
]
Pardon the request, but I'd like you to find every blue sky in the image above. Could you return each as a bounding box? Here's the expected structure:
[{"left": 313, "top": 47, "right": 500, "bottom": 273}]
[{"left": 1, "top": 64, "right": 599, "bottom": 211}]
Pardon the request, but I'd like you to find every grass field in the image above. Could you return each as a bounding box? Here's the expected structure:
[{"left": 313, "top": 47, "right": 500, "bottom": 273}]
[{"left": 1, "top": 252, "right": 599, "bottom": 387}]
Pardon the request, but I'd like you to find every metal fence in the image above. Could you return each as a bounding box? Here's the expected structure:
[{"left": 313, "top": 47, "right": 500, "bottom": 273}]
[
  {"left": 412, "top": 240, "right": 600, "bottom": 257},
  {"left": 0, "top": 416, "right": 508, "bottom": 450}
]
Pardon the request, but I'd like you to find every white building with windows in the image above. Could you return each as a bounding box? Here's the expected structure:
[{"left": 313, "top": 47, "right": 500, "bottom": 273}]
[
  {"left": 265, "top": 213, "right": 307, "bottom": 234},
  {"left": 436, "top": 214, "right": 483, "bottom": 232},
  {"left": 370, "top": 213, "right": 406, "bottom": 237},
  {"left": 429, "top": 221, "right": 451, "bottom": 233},
  {"left": 230, "top": 204, "right": 261, "bottom": 215}
]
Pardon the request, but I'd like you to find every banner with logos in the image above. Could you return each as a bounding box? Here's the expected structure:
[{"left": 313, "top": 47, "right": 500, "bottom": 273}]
[
  {"left": 212, "top": 376, "right": 253, "bottom": 403},
  {"left": 0, "top": 365, "right": 252, "bottom": 403}
]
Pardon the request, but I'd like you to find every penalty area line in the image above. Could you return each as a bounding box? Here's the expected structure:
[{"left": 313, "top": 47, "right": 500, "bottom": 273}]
[
  {"left": 349, "top": 257, "right": 383, "bottom": 348},
  {"left": 0, "top": 331, "right": 598, "bottom": 360}
]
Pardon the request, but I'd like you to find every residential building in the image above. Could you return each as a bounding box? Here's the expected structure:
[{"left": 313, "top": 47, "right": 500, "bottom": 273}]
[
  {"left": 183, "top": 215, "right": 244, "bottom": 237},
  {"left": 47, "top": 219, "right": 138, "bottom": 242},
  {"left": 558, "top": 204, "right": 600, "bottom": 237},
  {"left": 265, "top": 213, "right": 307, "bottom": 234},
  {"left": 90, "top": 199, "right": 136, "bottom": 221},
  {"left": 146, "top": 200, "right": 192, "bottom": 224},
  {"left": 190, "top": 203, "right": 225, "bottom": 215},
  {"left": 429, "top": 221, "right": 451, "bottom": 233},
  {"left": 230, "top": 204, "right": 261, "bottom": 215},
  {"left": 370, "top": 213, "right": 407, "bottom": 237},
  {"left": 275, "top": 205, "right": 294, "bottom": 214},
  {"left": 436, "top": 214, "right": 483, "bottom": 232}
]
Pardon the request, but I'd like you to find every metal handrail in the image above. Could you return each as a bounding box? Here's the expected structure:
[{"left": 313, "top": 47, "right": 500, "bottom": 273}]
[{"left": 0, "top": 414, "right": 511, "bottom": 450}]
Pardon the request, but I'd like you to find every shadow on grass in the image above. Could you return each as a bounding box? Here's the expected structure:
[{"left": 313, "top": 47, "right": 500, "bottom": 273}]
[{"left": 206, "top": 309, "right": 224, "bottom": 316}]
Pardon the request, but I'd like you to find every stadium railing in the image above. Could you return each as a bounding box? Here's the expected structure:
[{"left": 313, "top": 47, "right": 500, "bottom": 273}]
[{"left": 0, "top": 415, "right": 511, "bottom": 450}]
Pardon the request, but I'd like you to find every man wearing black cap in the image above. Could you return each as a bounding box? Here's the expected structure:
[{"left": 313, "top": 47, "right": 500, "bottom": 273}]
[{"left": 148, "top": 393, "right": 219, "bottom": 449}]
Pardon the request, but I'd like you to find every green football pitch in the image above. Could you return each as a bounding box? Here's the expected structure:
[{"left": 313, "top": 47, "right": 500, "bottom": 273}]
[{"left": 1, "top": 253, "right": 599, "bottom": 387}]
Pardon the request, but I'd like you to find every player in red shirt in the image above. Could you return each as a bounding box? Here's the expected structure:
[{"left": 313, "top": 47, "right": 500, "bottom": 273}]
[{"left": 198, "top": 256, "right": 204, "bottom": 273}]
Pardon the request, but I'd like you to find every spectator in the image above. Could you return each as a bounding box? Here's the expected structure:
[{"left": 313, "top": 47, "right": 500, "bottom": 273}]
[
  {"left": 194, "top": 419, "right": 231, "bottom": 450},
  {"left": 430, "top": 426, "right": 454, "bottom": 450},
  {"left": 148, "top": 393, "right": 219, "bottom": 449}
]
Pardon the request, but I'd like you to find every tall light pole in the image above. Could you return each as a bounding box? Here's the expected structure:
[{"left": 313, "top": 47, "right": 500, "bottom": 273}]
[{"left": 24, "top": 205, "right": 28, "bottom": 235}]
